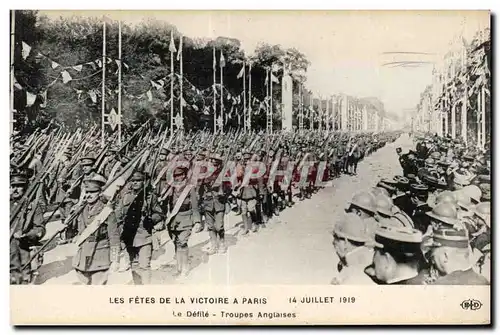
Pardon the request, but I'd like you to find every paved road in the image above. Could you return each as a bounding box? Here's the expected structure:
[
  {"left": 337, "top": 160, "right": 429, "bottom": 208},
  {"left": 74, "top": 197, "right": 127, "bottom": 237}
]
[{"left": 37, "top": 134, "right": 413, "bottom": 285}]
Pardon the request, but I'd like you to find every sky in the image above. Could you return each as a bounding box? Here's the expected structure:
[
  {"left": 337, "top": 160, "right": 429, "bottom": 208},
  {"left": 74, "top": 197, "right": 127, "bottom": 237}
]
[{"left": 40, "top": 10, "right": 489, "bottom": 118}]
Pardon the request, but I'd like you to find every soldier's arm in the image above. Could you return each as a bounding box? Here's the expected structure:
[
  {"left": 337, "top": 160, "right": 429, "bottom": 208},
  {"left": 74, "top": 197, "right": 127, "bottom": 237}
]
[
  {"left": 190, "top": 188, "right": 201, "bottom": 224},
  {"left": 106, "top": 212, "right": 120, "bottom": 263},
  {"left": 23, "top": 204, "right": 47, "bottom": 243}
]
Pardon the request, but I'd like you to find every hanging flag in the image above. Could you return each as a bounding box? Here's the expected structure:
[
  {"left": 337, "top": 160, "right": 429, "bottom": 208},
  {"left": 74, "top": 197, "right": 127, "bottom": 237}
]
[
  {"left": 86, "top": 61, "right": 96, "bottom": 70},
  {"left": 123, "top": 62, "right": 129, "bottom": 70},
  {"left": 96, "top": 59, "right": 102, "bottom": 68},
  {"left": 147, "top": 90, "right": 153, "bottom": 102},
  {"left": 39, "top": 90, "right": 48, "bottom": 108},
  {"left": 89, "top": 90, "right": 97, "bottom": 104},
  {"left": 237, "top": 64, "right": 245, "bottom": 78},
  {"left": 220, "top": 52, "right": 225, "bottom": 68},
  {"left": 26, "top": 92, "right": 37, "bottom": 107},
  {"left": 72, "top": 64, "right": 83, "bottom": 72},
  {"left": 163, "top": 98, "right": 172, "bottom": 108},
  {"left": 61, "top": 70, "right": 72, "bottom": 84},
  {"left": 151, "top": 80, "right": 162, "bottom": 90},
  {"left": 177, "top": 35, "right": 183, "bottom": 61},
  {"left": 51, "top": 61, "right": 60, "bottom": 69},
  {"left": 271, "top": 73, "right": 279, "bottom": 84},
  {"left": 181, "top": 97, "right": 187, "bottom": 107},
  {"left": 169, "top": 31, "right": 177, "bottom": 53},
  {"left": 227, "top": 93, "right": 231, "bottom": 100},
  {"left": 21, "top": 42, "right": 31, "bottom": 60}
]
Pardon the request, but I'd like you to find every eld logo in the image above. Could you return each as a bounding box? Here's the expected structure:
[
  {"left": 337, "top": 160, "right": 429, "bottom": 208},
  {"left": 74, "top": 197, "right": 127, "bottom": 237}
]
[{"left": 460, "top": 299, "right": 482, "bottom": 311}]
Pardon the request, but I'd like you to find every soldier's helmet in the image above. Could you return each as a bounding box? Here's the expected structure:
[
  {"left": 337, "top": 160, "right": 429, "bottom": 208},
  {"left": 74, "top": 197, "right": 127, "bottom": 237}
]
[
  {"left": 426, "top": 202, "right": 458, "bottom": 226},
  {"left": 474, "top": 202, "right": 491, "bottom": 226},
  {"left": 333, "top": 213, "right": 375, "bottom": 243},
  {"left": 349, "top": 191, "right": 377, "bottom": 214},
  {"left": 11, "top": 173, "right": 28, "bottom": 187},
  {"left": 375, "top": 194, "right": 394, "bottom": 217},
  {"left": 84, "top": 174, "right": 106, "bottom": 192},
  {"left": 371, "top": 186, "right": 390, "bottom": 198},
  {"left": 430, "top": 152, "right": 441, "bottom": 160},
  {"left": 424, "top": 158, "right": 435, "bottom": 167},
  {"left": 461, "top": 185, "right": 482, "bottom": 204},
  {"left": 173, "top": 166, "right": 188, "bottom": 178},
  {"left": 479, "top": 183, "right": 491, "bottom": 201},
  {"left": 453, "top": 190, "right": 473, "bottom": 210},
  {"left": 80, "top": 156, "right": 96, "bottom": 166},
  {"left": 130, "top": 170, "right": 145, "bottom": 182},
  {"left": 434, "top": 190, "right": 457, "bottom": 206}
]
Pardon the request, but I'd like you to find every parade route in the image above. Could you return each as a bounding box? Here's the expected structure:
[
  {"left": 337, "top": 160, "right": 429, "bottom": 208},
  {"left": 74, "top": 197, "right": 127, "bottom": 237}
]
[{"left": 37, "top": 134, "right": 413, "bottom": 285}]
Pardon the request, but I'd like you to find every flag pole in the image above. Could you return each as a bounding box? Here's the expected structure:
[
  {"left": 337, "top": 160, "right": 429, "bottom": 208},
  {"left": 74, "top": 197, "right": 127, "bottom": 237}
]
[
  {"left": 213, "top": 47, "right": 216, "bottom": 133},
  {"left": 270, "top": 66, "right": 273, "bottom": 133},
  {"left": 10, "top": 10, "right": 15, "bottom": 135},
  {"left": 170, "top": 30, "right": 175, "bottom": 138},
  {"left": 248, "top": 62, "right": 252, "bottom": 131},
  {"left": 101, "top": 19, "right": 106, "bottom": 148},
  {"left": 179, "top": 35, "right": 183, "bottom": 132},
  {"left": 220, "top": 50, "right": 224, "bottom": 134},
  {"left": 118, "top": 20, "right": 122, "bottom": 146},
  {"left": 243, "top": 61, "right": 246, "bottom": 132}
]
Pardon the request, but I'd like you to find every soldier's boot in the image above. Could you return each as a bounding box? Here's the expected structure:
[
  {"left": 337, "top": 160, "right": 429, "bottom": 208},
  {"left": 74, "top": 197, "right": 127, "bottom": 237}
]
[
  {"left": 193, "top": 222, "right": 204, "bottom": 233},
  {"left": 217, "top": 231, "right": 227, "bottom": 254},
  {"left": 178, "top": 248, "right": 190, "bottom": 278},
  {"left": 250, "top": 212, "right": 258, "bottom": 232},
  {"left": 118, "top": 250, "right": 131, "bottom": 272},
  {"left": 134, "top": 269, "right": 152, "bottom": 285},
  {"left": 287, "top": 191, "right": 294, "bottom": 207},
  {"left": 240, "top": 214, "right": 250, "bottom": 236},
  {"left": 206, "top": 230, "right": 218, "bottom": 255}
]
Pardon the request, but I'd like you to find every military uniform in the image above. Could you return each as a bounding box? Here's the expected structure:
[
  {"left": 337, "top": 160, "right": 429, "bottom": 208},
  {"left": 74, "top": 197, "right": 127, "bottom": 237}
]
[
  {"left": 164, "top": 167, "right": 201, "bottom": 276},
  {"left": 72, "top": 178, "right": 120, "bottom": 285},
  {"left": 200, "top": 154, "right": 230, "bottom": 254},
  {"left": 10, "top": 174, "right": 47, "bottom": 284},
  {"left": 115, "top": 171, "right": 163, "bottom": 284}
]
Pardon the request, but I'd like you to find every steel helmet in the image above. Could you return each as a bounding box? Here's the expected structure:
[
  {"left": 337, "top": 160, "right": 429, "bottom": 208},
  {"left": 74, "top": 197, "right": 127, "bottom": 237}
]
[
  {"left": 461, "top": 185, "right": 482, "bottom": 203},
  {"left": 453, "top": 190, "right": 472, "bottom": 210},
  {"left": 349, "top": 191, "right": 377, "bottom": 214},
  {"left": 426, "top": 202, "right": 458, "bottom": 226},
  {"left": 434, "top": 191, "right": 457, "bottom": 206},
  {"left": 375, "top": 194, "right": 394, "bottom": 217}
]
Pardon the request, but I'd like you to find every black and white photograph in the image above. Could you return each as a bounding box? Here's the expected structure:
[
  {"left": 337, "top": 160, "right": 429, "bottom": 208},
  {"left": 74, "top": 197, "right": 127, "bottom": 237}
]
[{"left": 9, "top": 9, "right": 491, "bottom": 325}]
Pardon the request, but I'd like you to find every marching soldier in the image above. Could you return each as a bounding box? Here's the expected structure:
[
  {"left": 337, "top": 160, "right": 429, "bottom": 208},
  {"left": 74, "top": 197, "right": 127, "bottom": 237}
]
[
  {"left": 235, "top": 152, "right": 263, "bottom": 235},
  {"left": 72, "top": 174, "right": 120, "bottom": 285},
  {"left": 330, "top": 213, "right": 376, "bottom": 285},
  {"left": 200, "top": 153, "right": 231, "bottom": 254},
  {"left": 115, "top": 171, "right": 164, "bottom": 284},
  {"left": 163, "top": 166, "right": 202, "bottom": 277},
  {"left": 10, "top": 173, "right": 47, "bottom": 284}
]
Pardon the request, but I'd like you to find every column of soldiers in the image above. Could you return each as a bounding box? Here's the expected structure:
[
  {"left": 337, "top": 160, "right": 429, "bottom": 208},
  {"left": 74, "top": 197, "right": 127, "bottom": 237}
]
[
  {"left": 10, "top": 126, "right": 400, "bottom": 285},
  {"left": 331, "top": 133, "right": 491, "bottom": 285}
]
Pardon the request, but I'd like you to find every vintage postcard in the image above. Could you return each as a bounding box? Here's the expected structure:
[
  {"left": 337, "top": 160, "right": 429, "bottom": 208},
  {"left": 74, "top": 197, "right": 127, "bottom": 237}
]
[{"left": 9, "top": 9, "right": 491, "bottom": 325}]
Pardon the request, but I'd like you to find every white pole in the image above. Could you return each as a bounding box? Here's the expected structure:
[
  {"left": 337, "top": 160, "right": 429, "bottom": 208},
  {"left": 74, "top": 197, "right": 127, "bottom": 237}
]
[
  {"left": 481, "top": 86, "right": 486, "bottom": 149},
  {"left": 220, "top": 50, "right": 224, "bottom": 134},
  {"left": 213, "top": 47, "right": 216, "bottom": 133},
  {"left": 10, "top": 10, "right": 15, "bottom": 134},
  {"left": 118, "top": 20, "right": 122, "bottom": 146},
  {"left": 243, "top": 62, "right": 246, "bottom": 132},
  {"left": 101, "top": 20, "right": 106, "bottom": 148}
]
